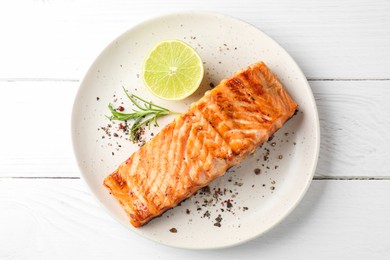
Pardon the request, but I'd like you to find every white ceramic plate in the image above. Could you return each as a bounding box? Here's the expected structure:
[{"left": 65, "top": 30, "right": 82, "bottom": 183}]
[{"left": 72, "top": 11, "right": 320, "bottom": 249}]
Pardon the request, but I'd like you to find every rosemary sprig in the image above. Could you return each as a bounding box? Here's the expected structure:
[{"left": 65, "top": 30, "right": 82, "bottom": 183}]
[{"left": 108, "top": 86, "right": 179, "bottom": 141}]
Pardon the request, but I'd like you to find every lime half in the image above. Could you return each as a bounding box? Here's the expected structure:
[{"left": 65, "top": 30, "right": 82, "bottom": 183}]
[{"left": 142, "top": 40, "right": 204, "bottom": 100}]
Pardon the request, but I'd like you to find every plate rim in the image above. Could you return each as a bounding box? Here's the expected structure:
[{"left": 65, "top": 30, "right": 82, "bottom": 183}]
[{"left": 71, "top": 10, "right": 321, "bottom": 250}]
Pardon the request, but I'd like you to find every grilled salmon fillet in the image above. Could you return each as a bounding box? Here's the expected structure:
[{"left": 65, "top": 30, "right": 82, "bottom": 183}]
[{"left": 104, "top": 61, "right": 298, "bottom": 227}]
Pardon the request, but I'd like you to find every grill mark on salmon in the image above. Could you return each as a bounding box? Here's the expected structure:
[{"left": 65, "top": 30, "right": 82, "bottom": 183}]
[{"left": 104, "top": 61, "right": 298, "bottom": 227}]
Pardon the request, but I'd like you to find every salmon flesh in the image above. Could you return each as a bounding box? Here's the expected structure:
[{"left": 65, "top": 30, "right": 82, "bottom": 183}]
[{"left": 103, "top": 61, "right": 298, "bottom": 227}]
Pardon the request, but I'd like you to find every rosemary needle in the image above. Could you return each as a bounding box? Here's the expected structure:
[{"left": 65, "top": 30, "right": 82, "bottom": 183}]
[{"left": 108, "top": 86, "right": 180, "bottom": 141}]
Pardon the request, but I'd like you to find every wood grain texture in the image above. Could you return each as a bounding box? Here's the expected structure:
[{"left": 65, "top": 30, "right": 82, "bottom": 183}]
[
  {"left": 0, "top": 0, "right": 389, "bottom": 79},
  {"left": 0, "top": 81, "right": 78, "bottom": 177},
  {"left": 0, "top": 179, "right": 389, "bottom": 259},
  {"left": 1, "top": 80, "right": 389, "bottom": 178},
  {"left": 314, "top": 80, "right": 390, "bottom": 177}
]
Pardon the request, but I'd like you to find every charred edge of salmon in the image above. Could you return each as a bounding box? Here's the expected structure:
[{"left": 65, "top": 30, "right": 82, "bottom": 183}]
[
  {"left": 103, "top": 171, "right": 141, "bottom": 227},
  {"left": 130, "top": 185, "right": 208, "bottom": 227},
  {"left": 104, "top": 170, "right": 213, "bottom": 227},
  {"left": 104, "top": 171, "right": 154, "bottom": 227}
]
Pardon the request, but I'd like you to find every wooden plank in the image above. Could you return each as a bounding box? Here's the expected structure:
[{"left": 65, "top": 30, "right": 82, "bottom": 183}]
[
  {"left": 0, "top": 179, "right": 389, "bottom": 259},
  {"left": 0, "top": 0, "right": 389, "bottom": 79},
  {"left": 314, "top": 80, "right": 390, "bottom": 177},
  {"left": 0, "top": 81, "right": 79, "bottom": 177},
  {"left": 0, "top": 80, "right": 389, "bottom": 177}
]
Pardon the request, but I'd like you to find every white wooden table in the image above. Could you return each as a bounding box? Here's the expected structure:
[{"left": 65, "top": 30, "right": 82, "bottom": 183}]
[{"left": 1, "top": 1, "right": 389, "bottom": 259}]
